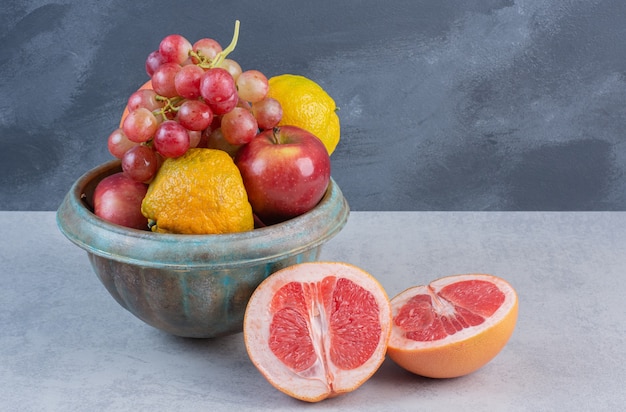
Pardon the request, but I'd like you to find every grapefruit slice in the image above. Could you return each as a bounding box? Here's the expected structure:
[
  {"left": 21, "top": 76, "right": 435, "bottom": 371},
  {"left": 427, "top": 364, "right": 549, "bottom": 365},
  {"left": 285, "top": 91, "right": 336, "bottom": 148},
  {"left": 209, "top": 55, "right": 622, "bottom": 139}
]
[
  {"left": 388, "top": 273, "right": 518, "bottom": 379},
  {"left": 243, "top": 262, "right": 392, "bottom": 402}
]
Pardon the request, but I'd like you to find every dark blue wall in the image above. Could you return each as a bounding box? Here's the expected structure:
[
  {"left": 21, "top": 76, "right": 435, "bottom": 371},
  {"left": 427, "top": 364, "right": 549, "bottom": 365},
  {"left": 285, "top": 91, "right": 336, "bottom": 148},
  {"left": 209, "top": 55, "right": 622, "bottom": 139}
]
[{"left": 2, "top": 0, "right": 625, "bottom": 210}]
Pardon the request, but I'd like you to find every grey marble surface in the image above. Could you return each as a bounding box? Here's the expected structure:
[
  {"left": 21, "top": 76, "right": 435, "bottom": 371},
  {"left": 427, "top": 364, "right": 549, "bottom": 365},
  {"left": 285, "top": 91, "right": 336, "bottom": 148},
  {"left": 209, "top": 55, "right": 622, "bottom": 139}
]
[{"left": 1, "top": 211, "right": 625, "bottom": 411}]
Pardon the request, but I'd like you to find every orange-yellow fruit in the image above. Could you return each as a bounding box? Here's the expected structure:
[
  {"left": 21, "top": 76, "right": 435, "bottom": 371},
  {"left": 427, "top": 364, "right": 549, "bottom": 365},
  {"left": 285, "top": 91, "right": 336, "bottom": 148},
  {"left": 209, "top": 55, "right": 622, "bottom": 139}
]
[
  {"left": 387, "top": 273, "right": 518, "bottom": 379},
  {"left": 243, "top": 262, "right": 391, "bottom": 402},
  {"left": 267, "top": 74, "right": 340, "bottom": 155},
  {"left": 141, "top": 148, "right": 253, "bottom": 234}
]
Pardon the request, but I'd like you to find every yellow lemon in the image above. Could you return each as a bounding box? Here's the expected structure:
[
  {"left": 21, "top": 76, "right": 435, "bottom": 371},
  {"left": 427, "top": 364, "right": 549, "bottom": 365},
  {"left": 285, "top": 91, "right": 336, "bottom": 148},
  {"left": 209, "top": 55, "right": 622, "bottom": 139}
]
[
  {"left": 267, "top": 74, "right": 340, "bottom": 155},
  {"left": 141, "top": 148, "right": 254, "bottom": 234}
]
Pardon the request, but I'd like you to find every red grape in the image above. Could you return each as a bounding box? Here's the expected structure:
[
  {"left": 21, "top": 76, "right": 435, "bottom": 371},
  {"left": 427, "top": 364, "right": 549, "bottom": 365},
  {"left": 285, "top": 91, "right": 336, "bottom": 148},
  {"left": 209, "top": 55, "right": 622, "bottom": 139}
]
[
  {"left": 153, "top": 120, "right": 190, "bottom": 158},
  {"left": 151, "top": 62, "right": 181, "bottom": 98},
  {"left": 221, "top": 107, "right": 258, "bottom": 145},
  {"left": 174, "top": 64, "right": 204, "bottom": 99},
  {"left": 145, "top": 50, "right": 166, "bottom": 77},
  {"left": 159, "top": 34, "right": 192, "bottom": 65},
  {"left": 192, "top": 38, "right": 222, "bottom": 63},
  {"left": 127, "top": 88, "right": 163, "bottom": 113},
  {"left": 121, "top": 145, "right": 159, "bottom": 183},
  {"left": 177, "top": 99, "right": 213, "bottom": 131},
  {"left": 236, "top": 70, "right": 269, "bottom": 103},
  {"left": 219, "top": 58, "right": 242, "bottom": 81},
  {"left": 108, "top": 128, "right": 138, "bottom": 158},
  {"left": 252, "top": 97, "right": 283, "bottom": 130},
  {"left": 122, "top": 107, "right": 159, "bottom": 143},
  {"left": 209, "top": 92, "right": 238, "bottom": 115},
  {"left": 200, "top": 67, "right": 237, "bottom": 105}
]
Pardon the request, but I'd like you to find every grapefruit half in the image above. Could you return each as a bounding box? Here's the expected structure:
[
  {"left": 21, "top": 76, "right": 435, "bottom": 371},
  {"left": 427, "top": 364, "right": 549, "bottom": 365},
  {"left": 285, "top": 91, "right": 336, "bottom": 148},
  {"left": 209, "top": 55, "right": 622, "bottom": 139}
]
[
  {"left": 388, "top": 273, "right": 518, "bottom": 379},
  {"left": 243, "top": 262, "right": 391, "bottom": 402}
]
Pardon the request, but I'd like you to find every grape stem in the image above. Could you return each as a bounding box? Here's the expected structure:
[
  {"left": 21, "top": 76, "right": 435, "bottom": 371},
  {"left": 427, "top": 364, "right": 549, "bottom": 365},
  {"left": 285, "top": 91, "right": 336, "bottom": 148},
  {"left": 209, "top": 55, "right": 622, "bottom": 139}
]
[
  {"left": 154, "top": 95, "right": 184, "bottom": 122},
  {"left": 193, "top": 20, "right": 240, "bottom": 69},
  {"left": 212, "top": 20, "right": 240, "bottom": 67}
]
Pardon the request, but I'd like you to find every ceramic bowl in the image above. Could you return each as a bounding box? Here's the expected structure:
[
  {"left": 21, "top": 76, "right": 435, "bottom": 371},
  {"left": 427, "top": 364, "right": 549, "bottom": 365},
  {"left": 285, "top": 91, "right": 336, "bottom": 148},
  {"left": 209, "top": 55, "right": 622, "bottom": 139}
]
[{"left": 56, "top": 160, "right": 349, "bottom": 338}]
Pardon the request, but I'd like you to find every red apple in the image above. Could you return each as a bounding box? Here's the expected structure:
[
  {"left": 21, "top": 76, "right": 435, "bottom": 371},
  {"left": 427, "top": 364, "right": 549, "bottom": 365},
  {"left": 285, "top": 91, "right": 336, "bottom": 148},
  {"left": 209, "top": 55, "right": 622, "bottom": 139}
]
[
  {"left": 93, "top": 172, "right": 149, "bottom": 230},
  {"left": 235, "top": 125, "right": 331, "bottom": 225}
]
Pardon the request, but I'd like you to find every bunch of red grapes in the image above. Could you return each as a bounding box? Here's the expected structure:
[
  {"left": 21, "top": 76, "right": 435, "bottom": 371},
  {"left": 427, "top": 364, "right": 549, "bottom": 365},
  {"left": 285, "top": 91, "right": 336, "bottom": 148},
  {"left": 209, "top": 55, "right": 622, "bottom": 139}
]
[{"left": 107, "top": 21, "right": 283, "bottom": 183}]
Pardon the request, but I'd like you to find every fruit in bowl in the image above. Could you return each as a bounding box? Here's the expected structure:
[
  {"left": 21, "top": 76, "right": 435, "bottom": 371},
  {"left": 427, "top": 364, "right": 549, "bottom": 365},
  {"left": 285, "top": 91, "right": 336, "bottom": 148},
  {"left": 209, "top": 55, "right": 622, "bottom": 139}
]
[
  {"left": 92, "top": 172, "right": 148, "bottom": 230},
  {"left": 101, "top": 20, "right": 340, "bottom": 233},
  {"left": 56, "top": 21, "right": 349, "bottom": 338},
  {"left": 235, "top": 125, "right": 331, "bottom": 226}
]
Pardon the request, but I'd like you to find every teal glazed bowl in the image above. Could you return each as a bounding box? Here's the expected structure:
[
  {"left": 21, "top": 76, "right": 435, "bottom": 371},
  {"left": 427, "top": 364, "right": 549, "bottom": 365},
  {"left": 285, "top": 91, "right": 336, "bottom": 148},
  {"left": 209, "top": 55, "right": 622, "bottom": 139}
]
[{"left": 56, "top": 160, "right": 349, "bottom": 338}]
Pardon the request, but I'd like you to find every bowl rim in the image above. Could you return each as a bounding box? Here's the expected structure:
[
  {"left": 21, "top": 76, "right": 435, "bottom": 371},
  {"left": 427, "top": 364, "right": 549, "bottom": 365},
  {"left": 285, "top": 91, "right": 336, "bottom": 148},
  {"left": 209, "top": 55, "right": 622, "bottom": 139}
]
[{"left": 57, "top": 159, "right": 350, "bottom": 269}]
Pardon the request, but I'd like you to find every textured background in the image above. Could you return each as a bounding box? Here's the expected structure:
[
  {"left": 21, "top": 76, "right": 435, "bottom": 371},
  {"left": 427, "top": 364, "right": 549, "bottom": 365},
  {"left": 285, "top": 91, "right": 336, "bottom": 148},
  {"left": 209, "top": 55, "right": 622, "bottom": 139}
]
[{"left": 2, "top": 0, "right": 626, "bottom": 210}]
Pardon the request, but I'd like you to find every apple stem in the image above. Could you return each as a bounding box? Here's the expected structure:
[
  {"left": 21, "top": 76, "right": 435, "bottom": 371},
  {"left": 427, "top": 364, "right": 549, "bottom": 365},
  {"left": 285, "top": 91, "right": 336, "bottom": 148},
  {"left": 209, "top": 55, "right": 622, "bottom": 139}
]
[{"left": 271, "top": 127, "right": 282, "bottom": 144}]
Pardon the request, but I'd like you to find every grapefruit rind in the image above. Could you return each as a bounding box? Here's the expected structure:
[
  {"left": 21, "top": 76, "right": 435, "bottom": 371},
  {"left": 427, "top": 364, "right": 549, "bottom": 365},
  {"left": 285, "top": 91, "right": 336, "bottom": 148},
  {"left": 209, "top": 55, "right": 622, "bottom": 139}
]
[
  {"left": 243, "top": 262, "right": 391, "bottom": 402},
  {"left": 387, "top": 273, "right": 518, "bottom": 379}
]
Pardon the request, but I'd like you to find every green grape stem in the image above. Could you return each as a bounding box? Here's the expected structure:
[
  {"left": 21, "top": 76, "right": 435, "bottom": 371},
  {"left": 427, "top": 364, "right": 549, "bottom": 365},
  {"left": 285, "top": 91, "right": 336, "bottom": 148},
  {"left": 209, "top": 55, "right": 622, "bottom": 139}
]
[
  {"left": 154, "top": 95, "right": 184, "bottom": 122},
  {"left": 195, "top": 20, "right": 240, "bottom": 69}
]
